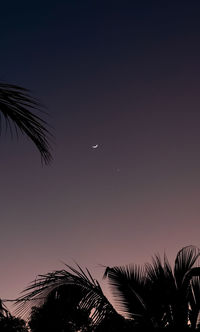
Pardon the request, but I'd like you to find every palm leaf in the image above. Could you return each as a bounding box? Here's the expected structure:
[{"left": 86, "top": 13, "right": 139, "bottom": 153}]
[
  {"left": 15, "top": 265, "right": 117, "bottom": 325},
  {"left": 174, "top": 246, "right": 200, "bottom": 289},
  {"left": 182, "top": 267, "right": 200, "bottom": 292},
  {"left": 0, "top": 83, "right": 52, "bottom": 164},
  {"left": 145, "top": 253, "right": 176, "bottom": 302},
  {"left": 104, "top": 265, "right": 148, "bottom": 321},
  {"left": 188, "top": 276, "right": 200, "bottom": 329},
  {"left": 145, "top": 254, "right": 177, "bottom": 327},
  {"left": 0, "top": 299, "right": 10, "bottom": 318}
]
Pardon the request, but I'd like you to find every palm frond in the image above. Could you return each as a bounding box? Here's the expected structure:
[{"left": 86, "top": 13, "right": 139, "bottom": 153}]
[
  {"left": 144, "top": 254, "right": 177, "bottom": 327},
  {"left": 182, "top": 267, "right": 200, "bottom": 292},
  {"left": 188, "top": 276, "right": 200, "bottom": 329},
  {"left": 174, "top": 246, "right": 200, "bottom": 289},
  {"left": 0, "top": 83, "right": 52, "bottom": 164},
  {"left": 0, "top": 299, "right": 10, "bottom": 318},
  {"left": 189, "top": 276, "right": 200, "bottom": 307},
  {"left": 15, "top": 265, "right": 116, "bottom": 325},
  {"left": 145, "top": 253, "right": 176, "bottom": 299},
  {"left": 105, "top": 265, "right": 148, "bottom": 320},
  {"left": 145, "top": 254, "right": 165, "bottom": 282}
]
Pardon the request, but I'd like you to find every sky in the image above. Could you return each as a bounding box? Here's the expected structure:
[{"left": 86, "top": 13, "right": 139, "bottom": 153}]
[{"left": 1, "top": 0, "right": 200, "bottom": 313}]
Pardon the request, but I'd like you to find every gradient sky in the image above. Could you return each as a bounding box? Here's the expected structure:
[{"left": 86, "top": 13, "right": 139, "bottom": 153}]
[{"left": 1, "top": 0, "right": 200, "bottom": 313}]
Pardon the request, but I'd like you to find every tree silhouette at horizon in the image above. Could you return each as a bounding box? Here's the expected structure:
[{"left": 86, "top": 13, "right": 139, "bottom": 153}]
[
  {"left": 0, "top": 299, "right": 28, "bottom": 332},
  {"left": 14, "top": 245, "right": 200, "bottom": 330},
  {"left": 28, "top": 285, "right": 93, "bottom": 332}
]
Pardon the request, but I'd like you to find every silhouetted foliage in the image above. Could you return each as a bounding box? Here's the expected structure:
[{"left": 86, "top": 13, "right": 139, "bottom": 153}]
[
  {"left": 0, "top": 316, "right": 28, "bottom": 332},
  {"left": 16, "top": 264, "right": 119, "bottom": 328},
  {"left": 0, "top": 299, "right": 28, "bottom": 332},
  {"left": 94, "top": 313, "right": 135, "bottom": 332},
  {"left": 0, "top": 83, "right": 52, "bottom": 164},
  {"left": 16, "top": 246, "right": 200, "bottom": 330},
  {"left": 104, "top": 245, "right": 200, "bottom": 329},
  {"left": 28, "top": 285, "right": 92, "bottom": 332}
]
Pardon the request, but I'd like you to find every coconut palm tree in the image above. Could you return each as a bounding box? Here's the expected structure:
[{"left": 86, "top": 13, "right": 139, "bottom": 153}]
[
  {"left": 0, "top": 83, "right": 52, "bottom": 164},
  {"left": 15, "top": 246, "right": 200, "bottom": 330},
  {"left": 104, "top": 245, "right": 200, "bottom": 329},
  {"left": 15, "top": 264, "right": 121, "bottom": 331}
]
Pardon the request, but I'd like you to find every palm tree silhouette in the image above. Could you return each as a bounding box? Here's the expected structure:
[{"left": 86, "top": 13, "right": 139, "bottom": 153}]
[
  {"left": 15, "top": 264, "right": 119, "bottom": 329},
  {"left": 0, "top": 83, "right": 52, "bottom": 164},
  {"left": 104, "top": 245, "right": 200, "bottom": 329},
  {"left": 15, "top": 246, "right": 200, "bottom": 330}
]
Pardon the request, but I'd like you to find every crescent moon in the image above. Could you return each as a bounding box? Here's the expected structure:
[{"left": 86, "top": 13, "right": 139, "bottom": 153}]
[{"left": 92, "top": 144, "right": 98, "bottom": 149}]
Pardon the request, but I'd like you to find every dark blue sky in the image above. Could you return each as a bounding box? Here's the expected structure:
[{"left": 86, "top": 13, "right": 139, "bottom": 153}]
[{"left": 1, "top": 0, "right": 200, "bottom": 314}]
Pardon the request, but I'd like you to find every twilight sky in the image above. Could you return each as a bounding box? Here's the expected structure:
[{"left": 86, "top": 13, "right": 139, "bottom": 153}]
[{"left": 1, "top": 0, "right": 200, "bottom": 312}]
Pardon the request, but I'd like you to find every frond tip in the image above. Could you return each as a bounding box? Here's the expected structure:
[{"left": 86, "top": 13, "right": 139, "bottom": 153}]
[{"left": 0, "top": 83, "right": 52, "bottom": 164}]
